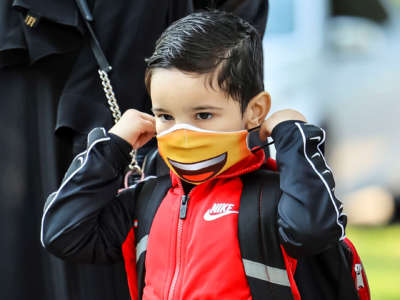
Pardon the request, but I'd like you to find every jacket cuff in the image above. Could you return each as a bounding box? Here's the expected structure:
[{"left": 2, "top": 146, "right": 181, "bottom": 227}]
[
  {"left": 108, "top": 133, "right": 133, "bottom": 171},
  {"left": 271, "top": 120, "right": 306, "bottom": 143}
]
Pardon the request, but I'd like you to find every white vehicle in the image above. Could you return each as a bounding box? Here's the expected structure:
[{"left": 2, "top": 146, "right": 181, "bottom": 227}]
[{"left": 263, "top": 0, "right": 329, "bottom": 126}]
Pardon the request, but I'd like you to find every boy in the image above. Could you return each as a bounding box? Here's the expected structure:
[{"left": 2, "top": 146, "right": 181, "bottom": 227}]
[{"left": 41, "top": 11, "right": 346, "bottom": 300}]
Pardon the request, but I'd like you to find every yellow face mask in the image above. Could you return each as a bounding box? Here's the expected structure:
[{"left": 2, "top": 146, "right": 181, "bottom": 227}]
[{"left": 157, "top": 124, "right": 252, "bottom": 184}]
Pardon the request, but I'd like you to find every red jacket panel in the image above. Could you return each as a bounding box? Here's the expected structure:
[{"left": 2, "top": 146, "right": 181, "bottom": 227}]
[{"left": 142, "top": 150, "right": 265, "bottom": 300}]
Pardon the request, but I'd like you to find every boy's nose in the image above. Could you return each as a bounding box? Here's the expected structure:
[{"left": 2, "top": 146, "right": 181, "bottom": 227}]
[{"left": 174, "top": 118, "right": 193, "bottom": 125}]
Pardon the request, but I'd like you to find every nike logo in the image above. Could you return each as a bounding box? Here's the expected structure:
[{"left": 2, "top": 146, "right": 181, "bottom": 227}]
[{"left": 203, "top": 203, "right": 238, "bottom": 221}]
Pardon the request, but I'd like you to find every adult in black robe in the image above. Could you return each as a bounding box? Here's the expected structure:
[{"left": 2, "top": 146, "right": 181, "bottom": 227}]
[
  {"left": 0, "top": 1, "right": 268, "bottom": 299},
  {"left": 331, "top": 0, "right": 388, "bottom": 23}
]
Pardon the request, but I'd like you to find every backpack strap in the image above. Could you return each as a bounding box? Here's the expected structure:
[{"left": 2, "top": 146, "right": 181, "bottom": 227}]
[
  {"left": 132, "top": 175, "right": 171, "bottom": 300},
  {"left": 142, "top": 148, "right": 170, "bottom": 177},
  {"left": 239, "top": 170, "right": 295, "bottom": 300}
]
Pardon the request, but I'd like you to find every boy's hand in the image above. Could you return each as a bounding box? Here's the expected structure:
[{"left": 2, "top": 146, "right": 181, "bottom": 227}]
[
  {"left": 109, "top": 109, "right": 156, "bottom": 149},
  {"left": 259, "top": 109, "right": 307, "bottom": 141}
]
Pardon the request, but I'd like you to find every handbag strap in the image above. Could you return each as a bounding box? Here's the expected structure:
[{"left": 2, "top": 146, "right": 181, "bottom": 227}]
[{"left": 74, "top": 0, "right": 142, "bottom": 174}]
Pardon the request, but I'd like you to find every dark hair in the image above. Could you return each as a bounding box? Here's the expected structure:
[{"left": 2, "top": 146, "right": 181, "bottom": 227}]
[{"left": 145, "top": 10, "right": 264, "bottom": 113}]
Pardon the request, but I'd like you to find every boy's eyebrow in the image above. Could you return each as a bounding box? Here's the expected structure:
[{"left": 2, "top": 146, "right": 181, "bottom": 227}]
[
  {"left": 151, "top": 107, "right": 170, "bottom": 113},
  {"left": 192, "top": 106, "right": 223, "bottom": 111}
]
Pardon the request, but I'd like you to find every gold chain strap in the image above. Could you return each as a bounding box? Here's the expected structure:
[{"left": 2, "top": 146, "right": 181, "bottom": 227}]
[{"left": 98, "top": 69, "right": 142, "bottom": 175}]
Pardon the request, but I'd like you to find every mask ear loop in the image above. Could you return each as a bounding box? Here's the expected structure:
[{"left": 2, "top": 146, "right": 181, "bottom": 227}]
[
  {"left": 247, "top": 125, "right": 261, "bottom": 132},
  {"left": 248, "top": 125, "right": 275, "bottom": 153}
]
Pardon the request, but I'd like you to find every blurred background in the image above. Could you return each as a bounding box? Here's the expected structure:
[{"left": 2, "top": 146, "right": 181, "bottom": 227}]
[{"left": 265, "top": 0, "right": 400, "bottom": 299}]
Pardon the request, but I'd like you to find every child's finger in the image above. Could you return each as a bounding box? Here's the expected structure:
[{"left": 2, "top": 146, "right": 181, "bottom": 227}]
[
  {"left": 140, "top": 112, "right": 155, "bottom": 124},
  {"left": 258, "top": 120, "right": 272, "bottom": 142},
  {"left": 133, "top": 131, "right": 157, "bottom": 149},
  {"left": 258, "top": 126, "right": 270, "bottom": 142},
  {"left": 139, "top": 118, "right": 156, "bottom": 134},
  {"left": 133, "top": 119, "right": 156, "bottom": 149}
]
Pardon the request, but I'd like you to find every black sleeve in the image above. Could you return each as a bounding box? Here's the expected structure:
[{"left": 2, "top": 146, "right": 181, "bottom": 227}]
[
  {"left": 272, "top": 121, "right": 347, "bottom": 257},
  {"left": 41, "top": 127, "right": 144, "bottom": 264}
]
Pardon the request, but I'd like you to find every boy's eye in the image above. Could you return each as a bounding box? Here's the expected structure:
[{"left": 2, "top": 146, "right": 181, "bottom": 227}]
[
  {"left": 196, "top": 112, "right": 213, "bottom": 120},
  {"left": 159, "top": 114, "right": 174, "bottom": 121}
]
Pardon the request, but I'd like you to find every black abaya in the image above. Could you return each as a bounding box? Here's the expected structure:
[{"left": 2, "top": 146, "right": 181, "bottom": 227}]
[{"left": 0, "top": 1, "right": 268, "bottom": 299}]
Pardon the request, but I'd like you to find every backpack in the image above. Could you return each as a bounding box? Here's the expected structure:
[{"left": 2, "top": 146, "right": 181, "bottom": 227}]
[
  {"left": 258, "top": 159, "right": 371, "bottom": 300},
  {"left": 242, "top": 166, "right": 371, "bottom": 300}
]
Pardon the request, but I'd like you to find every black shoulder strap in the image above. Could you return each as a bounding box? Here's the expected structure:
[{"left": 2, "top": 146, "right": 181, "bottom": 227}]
[
  {"left": 133, "top": 175, "right": 171, "bottom": 241},
  {"left": 75, "top": 0, "right": 112, "bottom": 72},
  {"left": 142, "top": 148, "right": 170, "bottom": 177},
  {"left": 132, "top": 175, "right": 171, "bottom": 300},
  {"left": 239, "top": 169, "right": 295, "bottom": 300}
]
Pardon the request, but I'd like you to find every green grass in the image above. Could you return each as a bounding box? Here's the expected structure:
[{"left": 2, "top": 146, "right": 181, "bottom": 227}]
[{"left": 346, "top": 225, "right": 400, "bottom": 300}]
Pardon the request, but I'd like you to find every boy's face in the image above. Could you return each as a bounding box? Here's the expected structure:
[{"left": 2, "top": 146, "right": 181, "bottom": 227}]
[{"left": 150, "top": 68, "right": 247, "bottom": 134}]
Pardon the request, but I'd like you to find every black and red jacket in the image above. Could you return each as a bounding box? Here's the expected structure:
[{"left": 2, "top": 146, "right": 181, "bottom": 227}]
[{"left": 41, "top": 120, "right": 348, "bottom": 299}]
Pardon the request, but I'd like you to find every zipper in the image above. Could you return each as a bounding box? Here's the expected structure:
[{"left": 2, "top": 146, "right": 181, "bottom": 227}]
[
  {"left": 180, "top": 195, "right": 189, "bottom": 219},
  {"left": 167, "top": 218, "right": 184, "bottom": 300},
  {"left": 167, "top": 193, "right": 192, "bottom": 300},
  {"left": 354, "top": 263, "right": 364, "bottom": 289}
]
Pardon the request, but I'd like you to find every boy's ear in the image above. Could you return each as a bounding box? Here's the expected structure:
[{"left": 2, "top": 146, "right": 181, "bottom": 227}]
[{"left": 244, "top": 91, "right": 271, "bottom": 129}]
